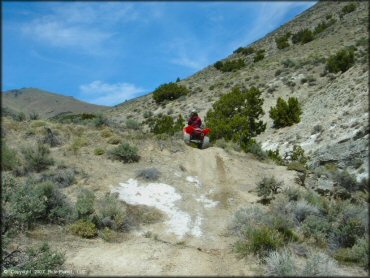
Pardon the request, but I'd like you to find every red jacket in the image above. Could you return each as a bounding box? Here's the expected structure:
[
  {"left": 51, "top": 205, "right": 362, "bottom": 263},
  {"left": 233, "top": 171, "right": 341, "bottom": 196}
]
[{"left": 188, "top": 115, "right": 202, "bottom": 128}]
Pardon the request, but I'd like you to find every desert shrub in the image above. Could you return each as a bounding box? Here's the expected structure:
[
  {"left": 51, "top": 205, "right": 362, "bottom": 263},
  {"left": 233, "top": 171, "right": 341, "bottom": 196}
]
[
  {"left": 264, "top": 249, "right": 298, "bottom": 276},
  {"left": 205, "top": 86, "right": 266, "bottom": 151},
  {"left": 94, "top": 148, "right": 105, "bottom": 155},
  {"left": 314, "top": 19, "right": 336, "bottom": 34},
  {"left": 234, "top": 46, "right": 255, "bottom": 55},
  {"left": 230, "top": 206, "right": 271, "bottom": 237},
  {"left": 2, "top": 142, "right": 19, "bottom": 171},
  {"left": 100, "top": 128, "right": 113, "bottom": 138},
  {"left": 269, "top": 97, "right": 302, "bottom": 128},
  {"left": 282, "top": 59, "right": 296, "bottom": 68},
  {"left": 275, "top": 32, "right": 291, "bottom": 49},
  {"left": 214, "top": 59, "right": 245, "bottom": 72},
  {"left": 143, "top": 110, "right": 153, "bottom": 118},
  {"left": 349, "top": 237, "right": 368, "bottom": 269},
  {"left": 332, "top": 169, "right": 362, "bottom": 192},
  {"left": 41, "top": 168, "right": 76, "bottom": 188},
  {"left": 69, "top": 137, "right": 88, "bottom": 155},
  {"left": 292, "top": 29, "right": 314, "bottom": 44},
  {"left": 6, "top": 180, "right": 72, "bottom": 229},
  {"left": 108, "top": 143, "right": 140, "bottom": 163},
  {"left": 107, "top": 136, "right": 121, "bottom": 145},
  {"left": 3, "top": 242, "right": 65, "bottom": 273},
  {"left": 326, "top": 48, "right": 355, "bottom": 73},
  {"left": 152, "top": 82, "right": 188, "bottom": 104},
  {"left": 341, "top": 3, "right": 356, "bottom": 15},
  {"left": 94, "top": 114, "right": 108, "bottom": 127},
  {"left": 69, "top": 219, "right": 97, "bottom": 238},
  {"left": 14, "top": 112, "right": 26, "bottom": 122},
  {"left": 173, "top": 114, "right": 185, "bottom": 132},
  {"left": 253, "top": 49, "right": 265, "bottom": 62},
  {"left": 22, "top": 143, "right": 54, "bottom": 172},
  {"left": 29, "top": 112, "right": 40, "bottom": 120},
  {"left": 30, "top": 120, "right": 47, "bottom": 128},
  {"left": 290, "top": 145, "right": 309, "bottom": 165},
  {"left": 75, "top": 188, "right": 96, "bottom": 219},
  {"left": 267, "top": 149, "right": 285, "bottom": 165},
  {"left": 282, "top": 187, "right": 304, "bottom": 202},
  {"left": 148, "top": 115, "right": 175, "bottom": 135},
  {"left": 292, "top": 200, "right": 320, "bottom": 223},
  {"left": 137, "top": 168, "right": 161, "bottom": 181},
  {"left": 301, "top": 215, "right": 331, "bottom": 242},
  {"left": 126, "top": 119, "right": 140, "bottom": 130},
  {"left": 99, "top": 227, "right": 118, "bottom": 242},
  {"left": 95, "top": 193, "right": 126, "bottom": 231},
  {"left": 33, "top": 181, "right": 73, "bottom": 224},
  {"left": 245, "top": 141, "right": 267, "bottom": 160},
  {"left": 235, "top": 225, "right": 284, "bottom": 258},
  {"left": 301, "top": 251, "right": 339, "bottom": 276},
  {"left": 330, "top": 218, "right": 366, "bottom": 249},
  {"left": 256, "top": 177, "right": 283, "bottom": 200}
]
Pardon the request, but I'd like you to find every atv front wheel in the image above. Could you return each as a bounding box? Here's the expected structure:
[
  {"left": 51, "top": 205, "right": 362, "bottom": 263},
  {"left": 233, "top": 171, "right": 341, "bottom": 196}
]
[
  {"left": 201, "top": 136, "right": 210, "bottom": 149},
  {"left": 183, "top": 133, "right": 190, "bottom": 145}
]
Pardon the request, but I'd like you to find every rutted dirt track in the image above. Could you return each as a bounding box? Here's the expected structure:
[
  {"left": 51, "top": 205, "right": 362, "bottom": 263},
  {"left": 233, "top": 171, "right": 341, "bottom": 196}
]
[{"left": 56, "top": 145, "right": 299, "bottom": 276}]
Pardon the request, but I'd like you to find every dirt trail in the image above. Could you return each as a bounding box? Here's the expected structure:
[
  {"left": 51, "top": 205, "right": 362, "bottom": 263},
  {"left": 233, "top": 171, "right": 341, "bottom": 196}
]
[{"left": 58, "top": 144, "right": 299, "bottom": 275}]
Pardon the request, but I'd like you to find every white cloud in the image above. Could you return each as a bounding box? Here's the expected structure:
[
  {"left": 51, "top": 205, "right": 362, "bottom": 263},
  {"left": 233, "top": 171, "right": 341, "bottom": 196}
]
[
  {"left": 79, "top": 80, "right": 146, "bottom": 106},
  {"left": 20, "top": 3, "right": 145, "bottom": 55}
]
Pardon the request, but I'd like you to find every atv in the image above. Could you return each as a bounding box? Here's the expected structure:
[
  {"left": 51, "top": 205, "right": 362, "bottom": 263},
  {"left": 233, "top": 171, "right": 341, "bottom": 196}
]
[{"left": 183, "top": 125, "right": 210, "bottom": 149}]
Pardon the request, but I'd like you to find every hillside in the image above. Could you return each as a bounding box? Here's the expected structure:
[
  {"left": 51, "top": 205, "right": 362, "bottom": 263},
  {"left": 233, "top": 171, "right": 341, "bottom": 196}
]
[
  {"left": 107, "top": 1, "right": 368, "bottom": 181},
  {"left": 1, "top": 1, "right": 368, "bottom": 276},
  {"left": 2, "top": 88, "right": 109, "bottom": 119}
]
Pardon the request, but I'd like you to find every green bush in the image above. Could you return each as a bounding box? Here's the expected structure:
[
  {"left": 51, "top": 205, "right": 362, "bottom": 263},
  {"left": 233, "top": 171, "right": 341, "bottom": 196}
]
[
  {"left": 253, "top": 49, "right": 265, "bottom": 62},
  {"left": 143, "top": 111, "right": 153, "bottom": 118},
  {"left": 96, "top": 193, "right": 126, "bottom": 231},
  {"left": 235, "top": 225, "right": 284, "bottom": 258},
  {"left": 69, "top": 219, "right": 97, "bottom": 238},
  {"left": 292, "top": 29, "right": 314, "bottom": 44},
  {"left": 152, "top": 82, "right": 188, "bottom": 104},
  {"left": 6, "top": 180, "right": 72, "bottom": 230},
  {"left": 94, "top": 148, "right": 105, "bottom": 156},
  {"left": 109, "top": 143, "right": 140, "bottom": 163},
  {"left": 234, "top": 46, "right": 255, "bottom": 55},
  {"left": 341, "top": 3, "right": 356, "bottom": 15},
  {"left": 269, "top": 97, "right": 302, "bottom": 128},
  {"left": 267, "top": 148, "right": 285, "bottom": 165},
  {"left": 214, "top": 59, "right": 245, "bottom": 72},
  {"left": 301, "top": 215, "right": 331, "bottom": 242},
  {"left": 282, "top": 58, "right": 296, "bottom": 68},
  {"left": 107, "top": 136, "right": 121, "bottom": 145},
  {"left": 99, "top": 227, "right": 118, "bottom": 242},
  {"left": 148, "top": 115, "right": 175, "bottom": 135},
  {"left": 245, "top": 141, "right": 267, "bottom": 160},
  {"left": 332, "top": 169, "right": 360, "bottom": 192},
  {"left": 314, "top": 19, "right": 336, "bottom": 34},
  {"left": 256, "top": 177, "right": 283, "bottom": 200},
  {"left": 14, "top": 112, "right": 26, "bottom": 122},
  {"left": 75, "top": 188, "right": 96, "bottom": 219},
  {"left": 333, "top": 238, "right": 369, "bottom": 269},
  {"left": 326, "top": 48, "right": 355, "bottom": 73},
  {"left": 1, "top": 142, "right": 19, "bottom": 171},
  {"left": 94, "top": 114, "right": 108, "bottom": 127},
  {"left": 126, "top": 119, "right": 140, "bottom": 130},
  {"left": 290, "top": 145, "right": 309, "bottom": 165},
  {"left": 3, "top": 242, "right": 65, "bottom": 273},
  {"left": 41, "top": 168, "right": 76, "bottom": 188},
  {"left": 205, "top": 86, "right": 266, "bottom": 151},
  {"left": 22, "top": 143, "right": 54, "bottom": 173},
  {"left": 29, "top": 112, "right": 40, "bottom": 120},
  {"left": 275, "top": 32, "right": 291, "bottom": 49}
]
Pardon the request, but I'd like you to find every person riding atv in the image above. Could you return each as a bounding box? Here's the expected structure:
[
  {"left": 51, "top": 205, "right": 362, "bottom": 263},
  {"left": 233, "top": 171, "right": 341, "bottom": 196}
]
[
  {"left": 183, "top": 109, "right": 210, "bottom": 149},
  {"left": 187, "top": 110, "right": 202, "bottom": 129}
]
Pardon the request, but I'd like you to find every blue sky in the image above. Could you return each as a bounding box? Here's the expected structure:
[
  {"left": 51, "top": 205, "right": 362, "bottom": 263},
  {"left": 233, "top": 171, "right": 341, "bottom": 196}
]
[{"left": 3, "top": 1, "right": 316, "bottom": 106}]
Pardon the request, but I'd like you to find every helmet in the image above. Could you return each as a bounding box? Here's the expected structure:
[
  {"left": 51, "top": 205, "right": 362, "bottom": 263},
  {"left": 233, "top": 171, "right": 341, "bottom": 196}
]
[{"left": 190, "top": 109, "right": 197, "bottom": 116}]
